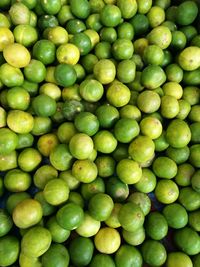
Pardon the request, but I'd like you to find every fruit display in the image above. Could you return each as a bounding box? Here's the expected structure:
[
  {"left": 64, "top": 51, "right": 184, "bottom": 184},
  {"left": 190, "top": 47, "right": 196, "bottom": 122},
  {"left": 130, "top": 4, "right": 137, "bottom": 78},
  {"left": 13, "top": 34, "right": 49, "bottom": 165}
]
[{"left": 0, "top": 0, "right": 200, "bottom": 266}]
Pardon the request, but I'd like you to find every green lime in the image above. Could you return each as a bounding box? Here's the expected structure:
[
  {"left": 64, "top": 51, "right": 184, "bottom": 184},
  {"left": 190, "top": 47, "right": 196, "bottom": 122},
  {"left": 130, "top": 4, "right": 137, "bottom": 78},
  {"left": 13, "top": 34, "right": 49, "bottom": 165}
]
[
  {"left": 112, "top": 38, "right": 134, "bottom": 60},
  {"left": 94, "top": 227, "right": 121, "bottom": 254},
  {"left": 93, "top": 59, "right": 116, "bottom": 84},
  {"left": 93, "top": 130, "right": 117, "bottom": 154},
  {"left": 178, "top": 187, "right": 200, "bottom": 211},
  {"left": 100, "top": 4, "right": 121, "bottom": 27},
  {"left": 4, "top": 168, "right": 31, "bottom": 192},
  {"left": 141, "top": 65, "right": 166, "bottom": 89},
  {"left": 88, "top": 193, "right": 114, "bottom": 221},
  {"left": 174, "top": 227, "right": 200, "bottom": 255},
  {"left": 40, "top": 0, "right": 61, "bottom": 15},
  {"left": 32, "top": 40, "right": 56, "bottom": 65},
  {"left": 21, "top": 226, "right": 52, "bottom": 258},
  {"left": 163, "top": 203, "right": 188, "bottom": 229},
  {"left": 141, "top": 240, "right": 167, "bottom": 267},
  {"left": 56, "top": 43, "right": 80, "bottom": 65},
  {"left": 6, "top": 192, "right": 31, "bottom": 215},
  {"left": 106, "top": 81, "right": 131, "bottom": 107},
  {"left": 12, "top": 199, "right": 42, "bottom": 229},
  {"left": 137, "top": 90, "right": 161, "bottom": 113},
  {"left": 176, "top": 1, "right": 198, "bottom": 26},
  {"left": 117, "top": 0, "right": 137, "bottom": 18},
  {"left": 0, "top": 151, "right": 17, "bottom": 172},
  {"left": 134, "top": 168, "right": 157, "bottom": 193},
  {"left": 140, "top": 116, "right": 162, "bottom": 140},
  {"left": 130, "top": 14, "right": 149, "bottom": 36},
  {"left": 117, "top": 22, "right": 134, "bottom": 40},
  {"left": 152, "top": 156, "right": 177, "bottom": 179},
  {"left": 72, "top": 159, "right": 97, "bottom": 183},
  {"left": 106, "top": 176, "right": 129, "bottom": 202},
  {"left": 122, "top": 227, "right": 145, "bottom": 248},
  {"left": 105, "top": 202, "right": 122, "bottom": 228},
  {"left": 175, "top": 163, "right": 195, "bottom": 186},
  {"left": 42, "top": 244, "right": 69, "bottom": 267},
  {"left": 54, "top": 63, "right": 77, "bottom": 87},
  {"left": 116, "top": 159, "right": 142, "bottom": 184},
  {"left": 70, "top": 0, "right": 90, "bottom": 19},
  {"left": 128, "top": 192, "right": 151, "bottom": 217},
  {"left": 0, "top": 209, "right": 13, "bottom": 237},
  {"left": 95, "top": 156, "right": 115, "bottom": 178},
  {"left": 37, "top": 133, "right": 59, "bottom": 157},
  {"left": 191, "top": 170, "right": 200, "bottom": 193},
  {"left": 188, "top": 210, "right": 200, "bottom": 232},
  {"left": 166, "top": 119, "right": 191, "bottom": 148},
  {"left": 74, "top": 112, "right": 99, "bottom": 136},
  {"left": 117, "top": 59, "right": 136, "bottom": 84},
  {"left": 145, "top": 212, "right": 168, "bottom": 240},
  {"left": 18, "top": 148, "right": 42, "bottom": 172},
  {"left": 115, "top": 244, "right": 142, "bottom": 267},
  {"left": 89, "top": 254, "right": 115, "bottom": 267},
  {"left": 0, "top": 235, "right": 20, "bottom": 267},
  {"left": 0, "top": 63, "right": 24, "bottom": 88},
  {"left": 76, "top": 212, "right": 101, "bottom": 237},
  {"left": 46, "top": 216, "right": 70, "bottom": 243},
  {"left": 43, "top": 178, "right": 69, "bottom": 206},
  {"left": 66, "top": 18, "right": 86, "bottom": 34},
  {"left": 34, "top": 191, "right": 56, "bottom": 217},
  {"left": 166, "top": 252, "right": 193, "bottom": 267},
  {"left": 147, "top": 25, "right": 172, "bottom": 49},
  {"left": 13, "top": 24, "right": 38, "bottom": 47},
  {"left": 155, "top": 179, "right": 179, "bottom": 204},
  {"left": 7, "top": 86, "right": 30, "bottom": 111},
  {"left": 32, "top": 94, "right": 56, "bottom": 117},
  {"left": 147, "top": 6, "right": 165, "bottom": 28},
  {"left": 95, "top": 104, "right": 119, "bottom": 128},
  {"left": 69, "top": 133, "right": 94, "bottom": 160},
  {"left": 7, "top": 110, "right": 34, "bottom": 134},
  {"left": 0, "top": 27, "right": 14, "bottom": 52},
  {"left": 189, "top": 105, "right": 200, "bottom": 122},
  {"left": 114, "top": 118, "right": 139, "bottom": 143},
  {"left": 50, "top": 144, "right": 73, "bottom": 171},
  {"left": 165, "top": 63, "right": 183, "bottom": 83},
  {"left": 0, "top": 128, "right": 18, "bottom": 155},
  {"left": 166, "top": 146, "right": 190, "bottom": 164},
  {"left": 56, "top": 202, "right": 84, "bottom": 230},
  {"left": 118, "top": 202, "right": 144, "bottom": 232},
  {"left": 100, "top": 27, "right": 117, "bottom": 43},
  {"left": 71, "top": 32, "right": 92, "bottom": 56},
  {"left": 79, "top": 79, "right": 104, "bottom": 102},
  {"left": 178, "top": 46, "right": 200, "bottom": 71},
  {"left": 128, "top": 135, "right": 155, "bottom": 164},
  {"left": 47, "top": 26, "right": 68, "bottom": 45}
]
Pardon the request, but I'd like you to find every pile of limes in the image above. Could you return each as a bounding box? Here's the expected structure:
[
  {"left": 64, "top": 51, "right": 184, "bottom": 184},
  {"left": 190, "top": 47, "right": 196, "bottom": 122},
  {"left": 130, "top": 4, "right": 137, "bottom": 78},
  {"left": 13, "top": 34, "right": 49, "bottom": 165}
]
[{"left": 0, "top": 0, "right": 200, "bottom": 266}]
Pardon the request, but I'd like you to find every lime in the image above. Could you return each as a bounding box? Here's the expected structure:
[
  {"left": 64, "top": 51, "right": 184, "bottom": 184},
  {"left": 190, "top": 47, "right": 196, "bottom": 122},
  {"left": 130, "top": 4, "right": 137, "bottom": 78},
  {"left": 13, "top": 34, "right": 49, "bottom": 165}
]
[
  {"left": 130, "top": 14, "right": 149, "bottom": 36},
  {"left": 89, "top": 254, "right": 115, "bottom": 267},
  {"left": 76, "top": 212, "right": 101, "bottom": 237},
  {"left": 69, "top": 133, "right": 94, "bottom": 159},
  {"left": 137, "top": 90, "right": 161, "bottom": 113},
  {"left": 12, "top": 199, "right": 42, "bottom": 229},
  {"left": 141, "top": 65, "right": 166, "bottom": 89},
  {"left": 189, "top": 105, "right": 200, "bottom": 122},
  {"left": 118, "top": 202, "right": 144, "bottom": 232},
  {"left": 70, "top": 0, "right": 90, "bottom": 19},
  {"left": 163, "top": 203, "right": 188, "bottom": 229},
  {"left": 79, "top": 79, "right": 104, "bottom": 102},
  {"left": 178, "top": 46, "right": 200, "bottom": 71},
  {"left": 43, "top": 179, "right": 69, "bottom": 206},
  {"left": 147, "top": 25, "right": 172, "bottom": 49},
  {"left": 117, "top": 59, "right": 136, "bottom": 84},
  {"left": 32, "top": 94, "right": 56, "bottom": 117},
  {"left": 95, "top": 156, "right": 115, "bottom": 178},
  {"left": 134, "top": 168, "right": 157, "bottom": 193},
  {"left": 122, "top": 227, "right": 145, "bottom": 246},
  {"left": 112, "top": 38, "right": 134, "bottom": 60},
  {"left": 117, "top": 0, "right": 137, "bottom": 18},
  {"left": 114, "top": 118, "right": 139, "bottom": 143},
  {"left": 140, "top": 116, "right": 162, "bottom": 139},
  {"left": 0, "top": 63, "right": 24, "bottom": 87},
  {"left": 166, "top": 119, "right": 191, "bottom": 148},
  {"left": 141, "top": 240, "right": 167, "bottom": 267},
  {"left": 0, "top": 209, "right": 13, "bottom": 237},
  {"left": 6, "top": 192, "right": 31, "bottom": 215},
  {"left": 106, "top": 81, "right": 131, "bottom": 107},
  {"left": 0, "top": 235, "right": 20, "bottom": 267},
  {"left": 94, "top": 227, "right": 121, "bottom": 254},
  {"left": 106, "top": 176, "right": 129, "bottom": 202},
  {"left": 19, "top": 252, "right": 42, "bottom": 267},
  {"left": 72, "top": 159, "right": 98, "bottom": 183},
  {"left": 165, "top": 63, "right": 183, "bottom": 83},
  {"left": 100, "top": 4, "right": 121, "bottom": 27},
  {"left": 46, "top": 216, "right": 70, "bottom": 243},
  {"left": 117, "top": 22, "right": 134, "bottom": 40},
  {"left": 191, "top": 170, "right": 200, "bottom": 193},
  {"left": 152, "top": 156, "right": 177, "bottom": 179},
  {"left": 116, "top": 159, "right": 142, "bottom": 184},
  {"left": 0, "top": 128, "right": 18, "bottom": 155},
  {"left": 34, "top": 191, "right": 56, "bottom": 217},
  {"left": 174, "top": 227, "right": 200, "bottom": 255},
  {"left": 178, "top": 187, "right": 200, "bottom": 211},
  {"left": 175, "top": 163, "right": 195, "bottom": 186},
  {"left": 56, "top": 202, "right": 84, "bottom": 230},
  {"left": 166, "top": 252, "right": 193, "bottom": 267},
  {"left": 24, "top": 59, "right": 46, "bottom": 83},
  {"left": 105, "top": 202, "right": 122, "bottom": 228},
  {"left": 189, "top": 210, "right": 200, "bottom": 232},
  {"left": 50, "top": 144, "right": 73, "bottom": 171},
  {"left": 7, "top": 86, "right": 30, "bottom": 111},
  {"left": 145, "top": 212, "right": 168, "bottom": 240},
  {"left": 166, "top": 146, "right": 190, "bottom": 164},
  {"left": 0, "top": 27, "right": 14, "bottom": 51},
  {"left": 155, "top": 179, "right": 179, "bottom": 204},
  {"left": 42, "top": 244, "right": 69, "bottom": 267},
  {"left": 18, "top": 148, "right": 42, "bottom": 172},
  {"left": 13, "top": 24, "right": 38, "bottom": 47},
  {"left": 4, "top": 168, "right": 31, "bottom": 192},
  {"left": 176, "top": 1, "right": 198, "bottom": 26},
  {"left": 47, "top": 26, "right": 68, "bottom": 45},
  {"left": 115, "top": 244, "right": 143, "bottom": 267},
  {"left": 56, "top": 43, "right": 80, "bottom": 65},
  {"left": 128, "top": 192, "right": 151, "bottom": 216},
  {"left": 33, "top": 40, "right": 56, "bottom": 65},
  {"left": 66, "top": 18, "right": 86, "bottom": 34},
  {"left": 37, "top": 133, "right": 59, "bottom": 157},
  {"left": 57, "top": 122, "right": 77, "bottom": 143},
  {"left": 88, "top": 193, "right": 114, "bottom": 221},
  {"left": 40, "top": 0, "right": 61, "bottom": 15},
  {"left": 21, "top": 226, "right": 52, "bottom": 258},
  {"left": 74, "top": 112, "right": 99, "bottom": 136},
  {"left": 93, "top": 59, "right": 116, "bottom": 84},
  {"left": 128, "top": 135, "right": 155, "bottom": 163},
  {"left": 7, "top": 110, "right": 34, "bottom": 134},
  {"left": 71, "top": 32, "right": 92, "bottom": 56},
  {"left": 95, "top": 104, "right": 119, "bottom": 128},
  {"left": 54, "top": 64, "right": 77, "bottom": 87},
  {"left": 100, "top": 27, "right": 117, "bottom": 43},
  {"left": 147, "top": 6, "right": 165, "bottom": 28},
  {"left": 9, "top": 3, "right": 30, "bottom": 25},
  {"left": 94, "top": 130, "right": 117, "bottom": 154}
]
